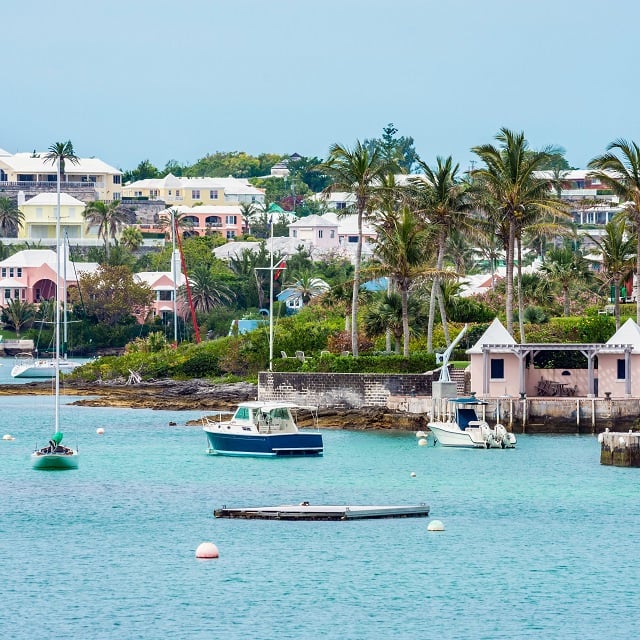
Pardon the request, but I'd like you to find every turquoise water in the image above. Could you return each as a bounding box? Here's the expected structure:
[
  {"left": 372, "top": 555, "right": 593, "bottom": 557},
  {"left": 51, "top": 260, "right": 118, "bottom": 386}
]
[{"left": 1, "top": 393, "right": 639, "bottom": 640}]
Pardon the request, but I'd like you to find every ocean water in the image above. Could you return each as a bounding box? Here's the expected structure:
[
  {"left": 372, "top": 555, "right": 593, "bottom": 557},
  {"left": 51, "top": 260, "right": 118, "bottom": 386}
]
[{"left": 1, "top": 392, "right": 639, "bottom": 640}]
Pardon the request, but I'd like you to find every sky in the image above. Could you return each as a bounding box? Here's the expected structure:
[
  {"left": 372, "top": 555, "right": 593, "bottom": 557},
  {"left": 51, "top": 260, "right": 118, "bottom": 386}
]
[{"left": 3, "top": 0, "right": 640, "bottom": 173}]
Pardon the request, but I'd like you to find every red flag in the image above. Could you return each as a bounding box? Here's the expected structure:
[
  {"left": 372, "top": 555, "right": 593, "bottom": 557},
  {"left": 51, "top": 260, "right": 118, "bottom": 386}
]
[{"left": 274, "top": 259, "right": 287, "bottom": 280}]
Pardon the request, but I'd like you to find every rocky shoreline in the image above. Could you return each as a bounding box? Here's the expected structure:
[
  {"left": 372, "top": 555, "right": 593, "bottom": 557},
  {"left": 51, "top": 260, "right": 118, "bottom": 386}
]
[{"left": 0, "top": 379, "right": 428, "bottom": 431}]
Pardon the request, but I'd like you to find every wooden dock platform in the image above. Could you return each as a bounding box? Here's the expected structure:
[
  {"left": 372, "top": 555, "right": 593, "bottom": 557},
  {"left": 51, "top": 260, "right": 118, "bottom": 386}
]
[{"left": 214, "top": 503, "right": 430, "bottom": 521}]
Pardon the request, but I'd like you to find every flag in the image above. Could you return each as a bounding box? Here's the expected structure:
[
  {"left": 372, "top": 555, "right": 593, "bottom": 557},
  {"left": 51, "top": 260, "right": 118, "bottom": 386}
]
[{"left": 274, "top": 259, "right": 287, "bottom": 280}]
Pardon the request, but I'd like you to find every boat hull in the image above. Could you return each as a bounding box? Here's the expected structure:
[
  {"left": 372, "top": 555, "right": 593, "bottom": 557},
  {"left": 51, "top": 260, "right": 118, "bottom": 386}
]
[
  {"left": 31, "top": 452, "right": 79, "bottom": 470},
  {"left": 12, "top": 360, "right": 81, "bottom": 378},
  {"left": 428, "top": 423, "right": 487, "bottom": 448},
  {"left": 205, "top": 431, "right": 323, "bottom": 457}
]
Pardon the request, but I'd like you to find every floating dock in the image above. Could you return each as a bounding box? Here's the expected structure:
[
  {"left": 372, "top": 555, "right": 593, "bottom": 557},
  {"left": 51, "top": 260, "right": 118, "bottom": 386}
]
[{"left": 214, "top": 503, "right": 430, "bottom": 521}]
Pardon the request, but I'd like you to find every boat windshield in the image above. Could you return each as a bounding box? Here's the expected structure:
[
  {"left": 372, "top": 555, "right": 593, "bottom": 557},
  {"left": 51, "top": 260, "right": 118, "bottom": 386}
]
[
  {"left": 234, "top": 406, "right": 251, "bottom": 421},
  {"left": 456, "top": 408, "right": 479, "bottom": 430}
]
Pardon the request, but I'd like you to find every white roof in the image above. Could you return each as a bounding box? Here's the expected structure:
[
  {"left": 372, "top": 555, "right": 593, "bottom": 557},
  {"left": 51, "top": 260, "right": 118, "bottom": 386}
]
[
  {"left": 322, "top": 212, "right": 376, "bottom": 236},
  {"left": 467, "top": 318, "right": 517, "bottom": 354},
  {"left": 159, "top": 204, "right": 242, "bottom": 216},
  {"left": 0, "top": 249, "right": 99, "bottom": 277},
  {"left": 126, "top": 174, "right": 264, "bottom": 196},
  {"left": 605, "top": 318, "right": 640, "bottom": 353},
  {"left": 289, "top": 214, "right": 337, "bottom": 228},
  {"left": 135, "top": 271, "right": 185, "bottom": 288},
  {"left": 0, "top": 152, "right": 121, "bottom": 175},
  {"left": 0, "top": 277, "right": 25, "bottom": 287},
  {"left": 213, "top": 237, "right": 312, "bottom": 261},
  {"left": 22, "top": 192, "right": 86, "bottom": 207}
]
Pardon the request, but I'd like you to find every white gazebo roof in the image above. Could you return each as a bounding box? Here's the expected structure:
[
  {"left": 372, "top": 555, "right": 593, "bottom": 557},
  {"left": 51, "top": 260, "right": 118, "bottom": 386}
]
[
  {"left": 467, "top": 318, "right": 517, "bottom": 354},
  {"left": 604, "top": 318, "right": 640, "bottom": 353}
]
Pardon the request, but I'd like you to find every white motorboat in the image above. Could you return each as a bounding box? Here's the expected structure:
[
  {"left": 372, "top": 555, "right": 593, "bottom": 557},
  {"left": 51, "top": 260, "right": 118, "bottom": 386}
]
[
  {"left": 428, "top": 397, "right": 517, "bottom": 449},
  {"left": 203, "top": 401, "right": 323, "bottom": 457}
]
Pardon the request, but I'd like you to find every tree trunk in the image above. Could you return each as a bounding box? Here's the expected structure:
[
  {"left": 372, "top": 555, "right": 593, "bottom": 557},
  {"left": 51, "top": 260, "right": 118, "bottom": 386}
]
[
  {"left": 351, "top": 207, "right": 363, "bottom": 356},
  {"left": 517, "top": 235, "right": 526, "bottom": 343},
  {"left": 506, "top": 220, "right": 516, "bottom": 336},
  {"left": 401, "top": 286, "right": 410, "bottom": 357}
]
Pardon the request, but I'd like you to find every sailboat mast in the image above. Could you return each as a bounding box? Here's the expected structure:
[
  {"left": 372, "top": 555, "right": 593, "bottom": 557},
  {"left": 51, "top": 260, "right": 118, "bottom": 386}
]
[
  {"left": 269, "top": 214, "right": 274, "bottom": 371},
  {"left": 55, "top": 158, "right": 61, "bottom": 430}
]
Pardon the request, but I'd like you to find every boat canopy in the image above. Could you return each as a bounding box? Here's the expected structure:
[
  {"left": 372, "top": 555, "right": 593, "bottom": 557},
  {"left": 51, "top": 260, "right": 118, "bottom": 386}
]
[{"left": 450, "top": 397, "right": 488, "bottom": 405}]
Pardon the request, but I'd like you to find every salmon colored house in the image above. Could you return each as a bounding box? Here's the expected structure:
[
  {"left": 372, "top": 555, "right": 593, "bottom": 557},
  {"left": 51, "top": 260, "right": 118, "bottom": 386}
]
[
  {"left": 467, "top": 317, "right": 640, "bottom": 399},
  {"left": 0, "top": 249, "right": 99, "bottom": 307}
]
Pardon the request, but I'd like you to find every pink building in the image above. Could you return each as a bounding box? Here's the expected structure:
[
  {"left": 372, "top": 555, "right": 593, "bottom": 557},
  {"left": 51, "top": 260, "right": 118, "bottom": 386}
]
[
  {"left": 134, "top": 271, "right": 186, "bottom": 323},
  {"left": 0, "top": 250, "right": 99, "bottom": 307},
  {"left": 467, "top": 317, "right": 640, "bottom": 399}
]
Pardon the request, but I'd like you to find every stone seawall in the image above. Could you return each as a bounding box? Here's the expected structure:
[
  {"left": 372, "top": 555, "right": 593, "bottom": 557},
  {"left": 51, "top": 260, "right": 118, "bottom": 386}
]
[{"left": 258, "top": 371, "right": 467, "bottom": 409}]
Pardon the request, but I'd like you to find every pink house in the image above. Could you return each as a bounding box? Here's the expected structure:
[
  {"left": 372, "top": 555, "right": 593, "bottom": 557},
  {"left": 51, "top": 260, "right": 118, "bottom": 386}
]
[
  {"left": 0, "top": 250, "right": 99, "bottom": 307},
  {"left": 467, "top": 317, "right": 640, "bottom": 399},
  {"left": 134, "top": 271, "right": 186, "bottom": 324}
]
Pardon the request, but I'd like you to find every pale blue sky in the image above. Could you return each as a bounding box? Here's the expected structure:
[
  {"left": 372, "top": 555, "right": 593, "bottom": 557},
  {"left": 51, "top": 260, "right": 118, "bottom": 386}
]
[{"left": 3, "top": 0, "right": 639, "bottom": 173}]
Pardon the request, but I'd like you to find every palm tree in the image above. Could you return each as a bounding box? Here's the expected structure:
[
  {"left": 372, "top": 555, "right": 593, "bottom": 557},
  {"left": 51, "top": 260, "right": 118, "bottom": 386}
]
[
  {"left": 371, "top": 206, "right": 434, "bottom": 356},
  {"left": 239, "top": 202, "right": 256, "bottom": 236},
  {"left": 180, "top": 263, "right": 234, "bottom": 314},
  {"left": 589, "top": 218, "right": 636, "bottom": 330},
  {"left": 1, "top": 299, "right": 36, "bottom": 337},
  {"left": 83, "top": 200, "right": 131, "bottom": 260},
  {"left": 0, "top": 196, "right": 24, "bottom": 237},
  {"left": 44, "top": 140, "right": 80, "bottom": 181},
  {"left": 318, "top": 141, "right": 397, "bottom": 355},
  {"left": 409, "top": 156, "right": 470, "bottom": 350},
  {"left": 285, "top": 272, "right": 330, "bottom": 305},
  {"left": 471, "top": 128, "right": 568, "bottom": 336},
  {"left": 121, "top": 226, "right": 144, "bottom": 251},
  {"left": 588, "top": 139, "right": 640, "bottom": 323},
  {"left": 364, "top": 291, "right": 406, "bottom": 353},
  {"left": 539, "top": 245, "right": 593, "bottom": 316}
]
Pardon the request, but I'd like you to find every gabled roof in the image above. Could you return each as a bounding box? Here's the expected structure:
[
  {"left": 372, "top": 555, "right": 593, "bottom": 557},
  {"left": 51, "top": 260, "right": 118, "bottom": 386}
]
[
  {"left": 289, "top": 215, "right": 337, "bottom": 228},
  {"left": 135, "top": 271, "right": 185, "bottom": 289},
  {"left": 605, "top": 318, "right": 640, "bottom": 353},
  {"left": 466, "top": 318, "right": 516, "bottom": 354},
  {"left": 22, "top": 192, "right": 86, "bottom": 207}
]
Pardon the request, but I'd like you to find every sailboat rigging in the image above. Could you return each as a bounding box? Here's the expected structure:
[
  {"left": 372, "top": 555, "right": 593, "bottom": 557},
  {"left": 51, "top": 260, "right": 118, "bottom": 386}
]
[{"left": 31, "top": 156, "right": 79, "bottom": 470}]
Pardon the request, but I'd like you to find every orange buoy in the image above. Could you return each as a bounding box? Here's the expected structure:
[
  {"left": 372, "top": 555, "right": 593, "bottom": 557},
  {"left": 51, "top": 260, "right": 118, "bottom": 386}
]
[{"left": 195, "top": 542, "right": 219, "bottom": 559}]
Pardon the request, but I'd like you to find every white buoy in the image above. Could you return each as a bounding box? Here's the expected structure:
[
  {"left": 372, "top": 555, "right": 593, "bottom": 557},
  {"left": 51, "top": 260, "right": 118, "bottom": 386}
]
[
  {"left": 3, "top": 434, "right": 15, "bottom": 441},
  {"left": 428, "top": 520, "right": 445, "bottom": 532},
  {"left": 418, "top": 438, "right": 428, "bottom": 446},
  {"left": 195, "top": 542, "right": 219, "bottom": 559},
  {"left": 410, "top": 471, "right": 417, "bottom": 478},
  {"left": 96, "top": 428, "right": 105, "bottom": 435},
  {"left": 416, "top": 431, "right": 426, "bottom": 438}
]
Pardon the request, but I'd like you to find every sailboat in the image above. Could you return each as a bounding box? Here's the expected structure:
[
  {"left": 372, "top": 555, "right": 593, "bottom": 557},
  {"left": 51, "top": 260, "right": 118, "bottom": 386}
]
[{"left": 31, "top": 156, "right": 79, "bottom": 470}]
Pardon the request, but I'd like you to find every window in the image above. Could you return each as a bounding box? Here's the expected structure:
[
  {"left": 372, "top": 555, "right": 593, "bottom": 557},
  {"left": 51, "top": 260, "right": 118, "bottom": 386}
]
[
  {"left": 35, "top": 288, "right": 41, "bottom": 301},
  {"left": 210, "top": 190, "right": 218, "bottom": 200},
  {"left": 490, "top": 358, "right": 505, "bottom": 380},
  {"left": 175, "top": 190, "right": 180, "bottom": 197},
  {"left": 225, "top": 215, "right": 237, "bottom": 225},
  {"left": 617, "top": 359, "right": 626, "bottom": 380},
  {"left": 150, "top": 190, "right": 159, "bottom": 198},
  {"left": 0, "top": 268, "right": 4, "bottom": 277},
  {"left": 318, "top": 230, "right": 323, "bottom": 238},
  {"left": 13, "top": 289, "right": 19, "bottom": 299},
  {"left": 336, "top": 202, "right": 347, "bottom": 210},
  {"left": 226, "top": 230, "right": 236, "bottom": 239},
  {"left": 4, "top": 289, "right": 10, "bottom": 299},
  {"left": 192, "top": 190, "right": 200, "bottom": 199},
  {"left": 292, "top": 230, "right": 297, "bottom": 238},
  {"left": 9, "top": 268, "right": 14, "bottom": 277},
  {"left": 134, "top": 191, "right": 143, "bottom": 197},
  {"left": 113, "top": 192, "right": 121, "bottom": 200},
  {"left": 158, "top": 290, "right": 173, "bottom": 301},
  {"left": 113, "top": 175, "right": 121, "bottom": 184},
  {"left": 330, "top": 230, "right": 335, "bottom": 238},
  {"left": 17, "top": 268, "right": 22, "bottom": 277},
  {"left": 348, "top": 235, "right": 358, "bottom": 243}
]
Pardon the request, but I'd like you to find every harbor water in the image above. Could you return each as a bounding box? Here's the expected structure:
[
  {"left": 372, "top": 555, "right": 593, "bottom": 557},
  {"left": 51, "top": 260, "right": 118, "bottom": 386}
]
[{"left": 1, "top": 379, "right": 639, "bottom": 638}]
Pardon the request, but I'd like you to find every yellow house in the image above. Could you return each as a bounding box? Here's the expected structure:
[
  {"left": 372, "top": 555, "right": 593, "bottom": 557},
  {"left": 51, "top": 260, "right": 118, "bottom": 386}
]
[
  {"left": 122, "top": 174, "right": 265, "bottom": 207},
  {"left": 0, "top": 149, "right": 123, "bottom": 201},
  {"left": 18, "top": 192, "right": 101, "bottom": 244}
]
